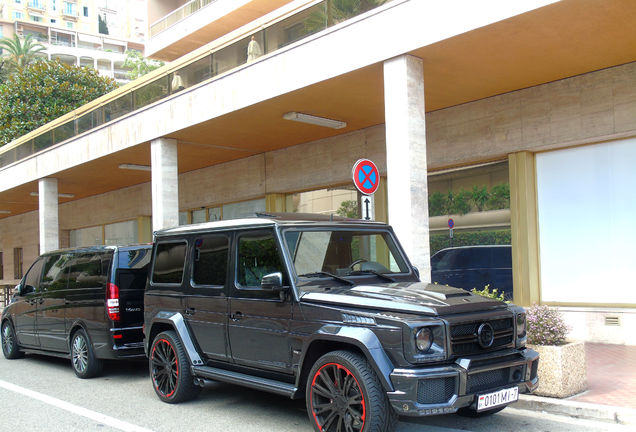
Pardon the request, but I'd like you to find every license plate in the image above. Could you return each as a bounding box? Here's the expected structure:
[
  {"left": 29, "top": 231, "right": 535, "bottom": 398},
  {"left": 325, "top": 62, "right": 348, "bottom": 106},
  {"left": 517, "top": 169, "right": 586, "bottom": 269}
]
[{"left": 477, "top": 386, "right": 519, "bottom": 411}]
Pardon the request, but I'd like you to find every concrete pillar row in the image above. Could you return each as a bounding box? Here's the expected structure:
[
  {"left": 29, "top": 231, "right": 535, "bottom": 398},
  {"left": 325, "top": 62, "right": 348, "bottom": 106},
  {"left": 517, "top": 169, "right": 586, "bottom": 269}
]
[
  {"left": 383, "top": 54, "right": 431, "bottom": 281},
  {"left": 39, "top": 178, "right": 59, "bottom": 254},
  {"left": 151, "top": 138, "right": 179, "bottom": 232}
]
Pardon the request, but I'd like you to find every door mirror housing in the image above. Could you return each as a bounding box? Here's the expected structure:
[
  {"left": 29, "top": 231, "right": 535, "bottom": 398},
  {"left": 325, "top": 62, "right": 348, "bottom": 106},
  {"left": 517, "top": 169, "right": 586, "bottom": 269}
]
[
  {"left": 261, "top": 272, "right": 284, "bottom": 291},
  {"left": 412, "top": 266, "right": 420, "bottom": 280},
  {"left": 20, "top": 284, "right": 36, "bottom": 296}
]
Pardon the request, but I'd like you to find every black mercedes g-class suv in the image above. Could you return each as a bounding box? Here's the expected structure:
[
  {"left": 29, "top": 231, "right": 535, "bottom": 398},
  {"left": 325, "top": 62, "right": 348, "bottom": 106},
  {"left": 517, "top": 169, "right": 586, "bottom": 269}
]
[{"left": 144, "top": 216, "right": 538, "bottom": 432}]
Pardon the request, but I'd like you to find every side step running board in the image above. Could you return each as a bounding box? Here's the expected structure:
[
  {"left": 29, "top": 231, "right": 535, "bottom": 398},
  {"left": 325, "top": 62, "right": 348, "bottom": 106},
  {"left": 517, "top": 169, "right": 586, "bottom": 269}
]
[{"left": 192, "top": 365, "right": 298, "bottom": 399}]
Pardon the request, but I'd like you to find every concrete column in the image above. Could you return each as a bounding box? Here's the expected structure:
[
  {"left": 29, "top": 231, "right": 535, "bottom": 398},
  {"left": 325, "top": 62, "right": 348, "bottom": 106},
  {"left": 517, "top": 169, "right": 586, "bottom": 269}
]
[
  {"left": 384, "top": 55, "right": 430, "bottom": 281},
  {"left": 39, "top": 178, "right": 59, "bottom": 254},
  {"left": 151, "top": 138, "right": 179, "bottom": 231},
  {"left": 509, "top": 152, "right": 541, "bottom": 306}
]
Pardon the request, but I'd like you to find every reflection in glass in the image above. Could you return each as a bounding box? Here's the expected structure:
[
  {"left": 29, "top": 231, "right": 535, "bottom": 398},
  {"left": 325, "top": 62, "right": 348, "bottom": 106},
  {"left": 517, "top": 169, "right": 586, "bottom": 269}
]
[{"left": 134, "top": 76, "right": 170, "bottom": 109}]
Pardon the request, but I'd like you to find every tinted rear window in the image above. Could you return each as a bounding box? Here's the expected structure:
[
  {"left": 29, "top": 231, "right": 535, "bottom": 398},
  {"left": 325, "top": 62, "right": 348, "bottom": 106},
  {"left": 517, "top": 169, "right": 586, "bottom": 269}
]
[
  {"left": 152, "top": 242, "right": 187, "bottom": 285},
  {"left": 118, "top": 248, "right": 151, "bottom": 269}
]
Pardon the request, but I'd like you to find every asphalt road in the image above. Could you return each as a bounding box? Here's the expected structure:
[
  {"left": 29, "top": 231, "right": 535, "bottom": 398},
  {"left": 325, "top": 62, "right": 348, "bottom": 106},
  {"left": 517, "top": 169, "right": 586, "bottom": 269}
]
[{"left": 0, "top": 354, "right": 630, "bottom": 432}]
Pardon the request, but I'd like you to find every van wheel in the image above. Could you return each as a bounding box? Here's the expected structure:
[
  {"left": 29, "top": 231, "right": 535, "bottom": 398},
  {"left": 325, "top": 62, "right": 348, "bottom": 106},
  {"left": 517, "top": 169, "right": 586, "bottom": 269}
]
[
  {"left": 71, "top": 329, "right": 103, "bottom": 378},
  {"left": 150, "top": 330, "right": 200, "bottom": 403},
  {"left": 457, "top": 405, "right": 506, "bottom": 417},
  {"left": 306, "top": 350, "right": 396, "bottom": 432},
  {"left": 1, "top": 321, "right": 23, "bottom": 359}
]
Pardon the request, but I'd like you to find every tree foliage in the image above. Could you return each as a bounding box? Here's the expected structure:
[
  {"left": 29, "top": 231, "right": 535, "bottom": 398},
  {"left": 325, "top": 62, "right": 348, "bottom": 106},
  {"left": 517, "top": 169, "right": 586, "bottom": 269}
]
[
  {"left": 0, "top": 34, "right": 46, "bottom": 77},
  {"left": 122, "top": 50, "right": 164, "bottom": 81},
  {"left": 0, "top": 60, "right": 117, "bottom": 146}
]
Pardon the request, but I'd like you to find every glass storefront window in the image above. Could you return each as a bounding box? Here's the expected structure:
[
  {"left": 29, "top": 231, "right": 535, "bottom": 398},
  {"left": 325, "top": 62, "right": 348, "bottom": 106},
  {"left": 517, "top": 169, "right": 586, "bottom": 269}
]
[
  {"left": 105, "top": 220, "right": 138, "bottom": 245},
  {"left": 222, "top": 198, "right": 266, "bottom": 220},
  {"left": 70, "top": 226, "right": 103, "bottom": 247},
  {"left": 286, "top": 186, "right": 359, "bottom": 218},
  {"left": 427, "top": 161, "right": 512, "bottom": 299}
]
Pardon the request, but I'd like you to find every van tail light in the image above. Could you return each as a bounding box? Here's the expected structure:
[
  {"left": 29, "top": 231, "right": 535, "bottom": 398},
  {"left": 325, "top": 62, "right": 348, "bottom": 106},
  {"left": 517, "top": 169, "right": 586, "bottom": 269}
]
[{"left": 107, "top": 283, "right": 120, "bottom": 321}]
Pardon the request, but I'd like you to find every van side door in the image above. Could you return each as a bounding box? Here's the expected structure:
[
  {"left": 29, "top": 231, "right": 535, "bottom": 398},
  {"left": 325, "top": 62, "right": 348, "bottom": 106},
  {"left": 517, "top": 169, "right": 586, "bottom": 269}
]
[{"left": 38, "top": 253, "right": 72, "bottom": 352}]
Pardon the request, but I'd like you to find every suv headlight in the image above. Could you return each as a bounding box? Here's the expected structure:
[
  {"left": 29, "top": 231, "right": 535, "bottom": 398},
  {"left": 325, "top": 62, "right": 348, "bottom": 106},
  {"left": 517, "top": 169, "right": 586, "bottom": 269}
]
[
  {"left": 415, "top": 328, "right": 433, "bottom": 352},
  {"left": 403, "top": 322, "right": 447, "bottom": 363},
  {"left": 516, "top": 313, "right": 526, "bottom": 339}
]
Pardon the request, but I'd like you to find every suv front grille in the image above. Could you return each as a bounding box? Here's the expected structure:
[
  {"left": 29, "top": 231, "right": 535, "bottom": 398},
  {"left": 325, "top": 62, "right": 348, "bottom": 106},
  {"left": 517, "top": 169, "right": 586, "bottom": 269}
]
[
  {"left": 466, "top": 368, "right": 511, "bottom": 393},
  {"left": 450, "top": 317, "right": 514, "bottom": 356}
]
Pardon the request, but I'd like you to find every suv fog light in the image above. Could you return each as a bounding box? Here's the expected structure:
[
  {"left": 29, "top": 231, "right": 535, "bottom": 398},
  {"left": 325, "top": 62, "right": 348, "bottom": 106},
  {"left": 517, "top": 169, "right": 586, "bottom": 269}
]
[{"left": 415, "top": 328, "right": 433, "bottom": 352}]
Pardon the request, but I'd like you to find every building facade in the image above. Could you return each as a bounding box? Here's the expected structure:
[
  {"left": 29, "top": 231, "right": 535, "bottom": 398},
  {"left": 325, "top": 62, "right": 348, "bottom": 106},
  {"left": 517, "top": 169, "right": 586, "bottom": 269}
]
[
  {"left": 1, "top": 0, "right": 635, "bottom": 343},
  {"left": 0, "top": 0, "right": 146, "bottom": 83}
]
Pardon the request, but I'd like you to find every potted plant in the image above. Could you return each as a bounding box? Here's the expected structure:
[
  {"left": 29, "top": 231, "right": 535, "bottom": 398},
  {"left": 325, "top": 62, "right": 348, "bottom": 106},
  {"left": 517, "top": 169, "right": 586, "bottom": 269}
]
[{"left": 526, "top": 304, "right": 587, "bottom": 398}]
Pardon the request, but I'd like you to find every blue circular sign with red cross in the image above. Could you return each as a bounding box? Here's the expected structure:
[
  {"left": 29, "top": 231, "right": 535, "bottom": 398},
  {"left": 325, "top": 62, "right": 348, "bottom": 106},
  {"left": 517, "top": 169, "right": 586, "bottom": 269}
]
[{"left": 352, "top": 159, "right": 380, "bottom": 195}]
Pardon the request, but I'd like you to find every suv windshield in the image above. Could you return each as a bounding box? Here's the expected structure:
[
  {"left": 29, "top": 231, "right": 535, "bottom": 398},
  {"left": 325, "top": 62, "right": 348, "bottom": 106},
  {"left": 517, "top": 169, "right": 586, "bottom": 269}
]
[{"left": 284, "top": 229, "right": 410, "bottom": 281}]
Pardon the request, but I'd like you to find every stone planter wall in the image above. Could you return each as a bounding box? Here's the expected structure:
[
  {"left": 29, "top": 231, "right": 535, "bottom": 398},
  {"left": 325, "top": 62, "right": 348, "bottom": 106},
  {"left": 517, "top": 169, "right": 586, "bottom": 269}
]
[{"left": 528, "top": 341, "right": 587, "bottom": 398}]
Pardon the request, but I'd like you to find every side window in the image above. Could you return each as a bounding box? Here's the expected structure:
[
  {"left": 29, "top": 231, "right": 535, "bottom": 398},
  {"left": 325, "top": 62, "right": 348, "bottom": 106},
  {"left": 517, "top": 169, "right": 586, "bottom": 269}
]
[
  {"left": 68, "top": 252, "right": 111, "bottom": 289},
  {"left": 152, "top": 242, "right": 187, "bottom": 285},
  {"left": 236, "top": 231, "right": 284, "bottom": 288},
  {"left": 192, "top": 234, "right": 229, "bottom": 286},
  {"left": 23, "top": 258, "right": 46, "bottom": 294},
  {"left": 40, "top": 253, "right": 72, "bottom": 292}
]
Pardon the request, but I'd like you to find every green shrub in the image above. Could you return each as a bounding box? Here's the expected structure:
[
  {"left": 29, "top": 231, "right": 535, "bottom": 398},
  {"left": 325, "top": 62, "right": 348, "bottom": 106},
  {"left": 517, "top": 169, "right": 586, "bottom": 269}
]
[{"left": 471, "top": 285, "right": 507, "bottom": 302}]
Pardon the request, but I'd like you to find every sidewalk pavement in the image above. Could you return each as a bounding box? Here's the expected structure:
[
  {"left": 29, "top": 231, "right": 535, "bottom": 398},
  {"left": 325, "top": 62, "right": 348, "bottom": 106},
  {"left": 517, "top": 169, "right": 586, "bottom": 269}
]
[{"left": 516, "top": 342, "right": 636, "bottom": 426}]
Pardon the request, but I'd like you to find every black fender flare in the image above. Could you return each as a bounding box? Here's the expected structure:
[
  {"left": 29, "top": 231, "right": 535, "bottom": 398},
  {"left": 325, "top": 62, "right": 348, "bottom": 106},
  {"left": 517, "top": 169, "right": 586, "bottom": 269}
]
[
  {"left": 297, "top": 324, "right": 395, "bottom": 392},
  {"left": 148, "top": 311, "right": 204, "bottom": 366}
]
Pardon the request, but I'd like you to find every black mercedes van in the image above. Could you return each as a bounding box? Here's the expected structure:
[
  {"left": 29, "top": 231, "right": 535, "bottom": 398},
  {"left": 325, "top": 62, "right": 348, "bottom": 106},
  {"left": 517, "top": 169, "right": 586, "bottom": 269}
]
[{"left": 1, "top": 244, "right": 151, "bottom": 378}]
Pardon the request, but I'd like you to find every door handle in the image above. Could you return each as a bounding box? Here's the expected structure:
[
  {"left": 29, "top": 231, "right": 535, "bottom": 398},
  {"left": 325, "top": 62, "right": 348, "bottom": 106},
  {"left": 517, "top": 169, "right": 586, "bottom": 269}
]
[{"left": 231, "top": 311, "right": 243, "bottom": 321}]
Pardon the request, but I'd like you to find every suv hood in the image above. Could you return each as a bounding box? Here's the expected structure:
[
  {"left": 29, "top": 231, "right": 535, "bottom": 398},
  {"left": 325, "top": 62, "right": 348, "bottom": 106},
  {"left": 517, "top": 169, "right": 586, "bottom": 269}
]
[{"left": 299, "top": 282, "right": 506, "bottom": 316}]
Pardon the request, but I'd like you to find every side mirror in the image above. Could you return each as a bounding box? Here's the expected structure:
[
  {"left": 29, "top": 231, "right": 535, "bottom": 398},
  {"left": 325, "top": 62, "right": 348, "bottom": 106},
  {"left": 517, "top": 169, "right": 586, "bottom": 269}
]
[
  {"left": 261, "top": 272, "right": 284, "bottom": 291},
  {"left": 20, "top": 284, "right": 36, "bottom": 296},
  {"left": 412, "top": 266, "right": 420, "bottom": 280}
]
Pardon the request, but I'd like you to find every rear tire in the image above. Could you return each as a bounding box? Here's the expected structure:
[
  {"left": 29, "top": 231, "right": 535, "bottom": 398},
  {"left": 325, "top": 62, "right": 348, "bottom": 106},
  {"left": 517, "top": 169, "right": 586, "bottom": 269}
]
[
  {"left": 306, "top": 350, "right": 396, "bottom": 432},
  {"left": 1, "top": 321, "right": 24, "bottom": 359},
  {"left": 71, "top": 329, "right": 103, "bottom": 378},
  {"left": 150, "top": 330, "right": 201, "bottom": 403},
  {"left": 457, "top": 405, "right": 506, "bottom": 417}
]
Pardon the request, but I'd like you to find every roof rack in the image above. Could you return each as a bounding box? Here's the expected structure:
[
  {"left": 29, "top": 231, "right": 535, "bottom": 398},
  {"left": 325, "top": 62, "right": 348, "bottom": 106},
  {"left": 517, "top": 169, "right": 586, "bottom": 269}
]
[{"left": 255, "top": 212, "right": 357, "bottom": 222}]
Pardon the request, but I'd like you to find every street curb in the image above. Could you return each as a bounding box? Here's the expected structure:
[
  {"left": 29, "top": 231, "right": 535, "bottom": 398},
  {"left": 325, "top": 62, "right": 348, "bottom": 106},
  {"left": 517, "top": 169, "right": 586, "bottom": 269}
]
[{"left": 516, "top": 394, "right": 636, "bottom": 426}]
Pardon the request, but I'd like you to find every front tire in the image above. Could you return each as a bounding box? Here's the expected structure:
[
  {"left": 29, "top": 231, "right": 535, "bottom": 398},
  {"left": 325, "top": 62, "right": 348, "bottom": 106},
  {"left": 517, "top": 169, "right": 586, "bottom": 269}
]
[
  {"left": 150, "top": 330, "right": 200, "bottom": 403},
  {"left": 306, "top": 350, "right": 396, "bottom": 432},
  {"left": 1, "top": 321, "right": 23, "bottom": 359},
  {"left": 71, "top": 329, "right": 103, "bottom": 378}
]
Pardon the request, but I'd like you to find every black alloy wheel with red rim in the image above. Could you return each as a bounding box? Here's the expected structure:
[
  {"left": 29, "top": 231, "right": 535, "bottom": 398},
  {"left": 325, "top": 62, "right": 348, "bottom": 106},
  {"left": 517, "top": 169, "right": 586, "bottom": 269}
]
[
  {"left": 306, "top": 350, "right": 396, "bottom": 432},
  {"left": 150, "top": 330, "right": 200, "bottom": 403}
]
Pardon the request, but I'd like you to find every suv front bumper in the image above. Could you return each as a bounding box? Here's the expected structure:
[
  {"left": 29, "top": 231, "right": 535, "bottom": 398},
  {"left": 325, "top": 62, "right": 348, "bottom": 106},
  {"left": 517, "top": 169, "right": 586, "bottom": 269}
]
[{"left": 387, "top": 348, "right": 539, "bottom": 416}]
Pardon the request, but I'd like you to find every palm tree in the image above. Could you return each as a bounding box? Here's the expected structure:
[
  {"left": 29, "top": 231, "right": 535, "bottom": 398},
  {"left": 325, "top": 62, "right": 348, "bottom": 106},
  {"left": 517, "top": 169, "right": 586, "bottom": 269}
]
[{"left": 0, "top": 34, "right": 46, "bottom": 72}]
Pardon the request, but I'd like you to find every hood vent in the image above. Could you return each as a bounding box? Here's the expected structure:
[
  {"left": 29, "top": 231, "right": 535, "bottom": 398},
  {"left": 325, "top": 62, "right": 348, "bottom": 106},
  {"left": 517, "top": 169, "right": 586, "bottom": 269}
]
[{"left": 342, "top": 313, "right": 376, "bottom": 326}]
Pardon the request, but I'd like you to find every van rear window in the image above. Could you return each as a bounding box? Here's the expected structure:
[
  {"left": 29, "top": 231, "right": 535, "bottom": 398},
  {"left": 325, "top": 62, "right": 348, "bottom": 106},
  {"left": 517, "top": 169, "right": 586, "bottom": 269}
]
[{"left": 118, "top": 248, "right": 151, "bottom": 269}]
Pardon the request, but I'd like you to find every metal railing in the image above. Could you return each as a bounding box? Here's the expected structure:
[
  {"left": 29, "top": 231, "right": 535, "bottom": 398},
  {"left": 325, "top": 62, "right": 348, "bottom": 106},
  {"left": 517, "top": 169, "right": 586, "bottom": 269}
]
[
  {"left": 1, "top": 285, "right": 13, "bottom": 309},
  {"left": 150, "top": 0, "right": 217, "bottom": 37},
  {"left": 0, "top": 0, "right": 394, "bottom": 170}
]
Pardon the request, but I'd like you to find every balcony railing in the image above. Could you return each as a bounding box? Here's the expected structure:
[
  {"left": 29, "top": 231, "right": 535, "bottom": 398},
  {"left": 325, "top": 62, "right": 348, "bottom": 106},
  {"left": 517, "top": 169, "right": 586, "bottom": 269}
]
[
  {"left": 0, "top": 0, "right": 394, "bottom": 170},
  {"left": 150, "top": 0, "right": 217, "bottom": 37}
]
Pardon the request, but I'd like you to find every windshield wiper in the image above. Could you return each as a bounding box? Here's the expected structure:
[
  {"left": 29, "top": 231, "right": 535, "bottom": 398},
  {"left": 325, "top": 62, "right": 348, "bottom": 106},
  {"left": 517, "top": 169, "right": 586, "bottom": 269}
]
[
  {"left": 348, "top": 270, "right": 396, "bottom": 282},
  {"left": 298, "top": 271, "right": 355, "bottom": 286}
]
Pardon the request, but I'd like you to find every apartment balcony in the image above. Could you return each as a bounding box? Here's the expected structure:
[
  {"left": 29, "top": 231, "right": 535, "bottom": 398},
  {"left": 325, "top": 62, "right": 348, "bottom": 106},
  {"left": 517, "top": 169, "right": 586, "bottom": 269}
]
[{"left": 147, "top": 0, "right": 297, "bottom": 61}]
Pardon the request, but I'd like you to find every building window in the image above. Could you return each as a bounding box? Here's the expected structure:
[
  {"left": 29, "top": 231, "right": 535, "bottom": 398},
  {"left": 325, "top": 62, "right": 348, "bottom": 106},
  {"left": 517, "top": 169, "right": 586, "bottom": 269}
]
[
  {"left": 13, "top": 11, "right": 25, "bottom": 19},
  {"left": 83, "top": 6, "right": 88, "bottom": 17},
  {"left": 63, "top": 1, "right": 75, "bottom": 15},
  {"left": 31, "top": 16, "right": 43, "bottom": 22},
  {"left": 66, "top": 21, "right": 73, "bottom": 29},
  {"left": 0, "top": 251, "right": 4, "bottom": 280},
  {"left": 13, "top": 248, "right": 23, "bottom": 280},
  {"left": 50, "top": 18, "right": 56, "bottom": 23}
]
